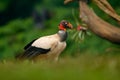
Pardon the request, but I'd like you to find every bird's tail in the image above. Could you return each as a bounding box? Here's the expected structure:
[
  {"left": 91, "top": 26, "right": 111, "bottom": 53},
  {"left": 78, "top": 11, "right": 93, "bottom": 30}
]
[{"left": 15, "top": 52, "right": 26, "bottom": 60}]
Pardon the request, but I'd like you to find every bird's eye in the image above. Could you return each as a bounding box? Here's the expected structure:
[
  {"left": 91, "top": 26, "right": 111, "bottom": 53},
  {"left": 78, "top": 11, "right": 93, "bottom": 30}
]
[{"left": 65, "top": 22, "right": 67, "bottom": 25}]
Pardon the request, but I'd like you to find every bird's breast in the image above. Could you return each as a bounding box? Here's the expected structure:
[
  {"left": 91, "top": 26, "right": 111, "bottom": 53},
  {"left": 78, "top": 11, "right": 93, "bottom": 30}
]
[{"left": 48, "top": 41, "right": 66, "bottom": 58}]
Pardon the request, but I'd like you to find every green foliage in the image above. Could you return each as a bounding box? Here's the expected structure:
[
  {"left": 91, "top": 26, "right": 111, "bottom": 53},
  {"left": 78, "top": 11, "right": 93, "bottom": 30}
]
[
  {"left": 0, "top": 0, "right": 10, "bottom": 11},
  {"left": 0, "top": 18, "right": 33, "bottom": 59},
  {"left": 0, "top": 0, "right": 120, "bottom": 60}
]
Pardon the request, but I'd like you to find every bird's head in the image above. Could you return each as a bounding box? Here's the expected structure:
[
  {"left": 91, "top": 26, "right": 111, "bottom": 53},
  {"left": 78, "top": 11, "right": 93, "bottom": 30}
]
[{"left": 58, "top": 20, "right": 73, "bottom": 31}]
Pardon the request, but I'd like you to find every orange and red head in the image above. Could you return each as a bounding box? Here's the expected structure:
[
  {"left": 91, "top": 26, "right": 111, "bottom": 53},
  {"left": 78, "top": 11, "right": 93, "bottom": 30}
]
[{"left": 59, "top": 20, "right": 73, "bottom": 31}]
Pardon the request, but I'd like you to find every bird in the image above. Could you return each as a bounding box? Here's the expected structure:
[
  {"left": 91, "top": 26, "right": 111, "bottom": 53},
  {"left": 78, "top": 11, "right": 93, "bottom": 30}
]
[{"left": 16, "top": 20, "right": 73, "bottom": 62}]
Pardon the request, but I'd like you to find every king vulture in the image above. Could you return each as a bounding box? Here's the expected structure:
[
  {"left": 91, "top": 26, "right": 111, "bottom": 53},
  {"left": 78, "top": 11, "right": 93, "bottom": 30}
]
[{"left": 16, "top": 20, "right": 73, "bottom": 61}]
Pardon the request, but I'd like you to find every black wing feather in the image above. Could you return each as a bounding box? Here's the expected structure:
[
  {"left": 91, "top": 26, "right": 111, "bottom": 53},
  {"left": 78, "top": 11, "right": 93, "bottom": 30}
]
[
  {"left": 17, "top": 46, "right": 50, "bottom": 59},
  {"left": 24, "top": 39, "right": 37, "bottom": 50}
]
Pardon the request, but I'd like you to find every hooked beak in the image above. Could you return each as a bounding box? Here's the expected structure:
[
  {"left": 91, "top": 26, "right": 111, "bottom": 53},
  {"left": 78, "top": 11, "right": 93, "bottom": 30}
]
[{"left": 67, "top": 23, "right": 73, "bottom": 29}]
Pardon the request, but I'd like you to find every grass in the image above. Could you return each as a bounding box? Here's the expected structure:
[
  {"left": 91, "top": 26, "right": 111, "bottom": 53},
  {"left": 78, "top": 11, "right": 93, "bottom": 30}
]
[{"left": 0, "top": 54, "right": 120, "bottom": 80}]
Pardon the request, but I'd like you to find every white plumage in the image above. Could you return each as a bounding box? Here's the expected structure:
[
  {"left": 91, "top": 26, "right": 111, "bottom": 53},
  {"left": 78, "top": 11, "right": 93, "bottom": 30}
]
[
  {"left": 32, "top": 34, "right": 66, "bottom": 61},
  {"left": 32, "top": 34, "right": 60, "bottom": 49}
]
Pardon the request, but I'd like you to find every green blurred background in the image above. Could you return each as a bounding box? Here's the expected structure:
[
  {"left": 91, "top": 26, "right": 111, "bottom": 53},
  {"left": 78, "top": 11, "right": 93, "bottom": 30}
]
[
  {"left": 0, "top": 0, "right": 120, "bottom": 80},
  {"left": 0, "top": 0, "right": 120, "bottom": 60}
]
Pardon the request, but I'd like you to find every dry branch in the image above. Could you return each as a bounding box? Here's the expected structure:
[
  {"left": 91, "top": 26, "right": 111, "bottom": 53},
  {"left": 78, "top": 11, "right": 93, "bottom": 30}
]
[
  {"left": 64, "top": 0, "right": 74, "bottom": 4},
  {"left": 79, "top": 1, "right": 120, "bottom": 44},
  {"left": 93, "top": 0, "right": 120, "bottom": 22}
]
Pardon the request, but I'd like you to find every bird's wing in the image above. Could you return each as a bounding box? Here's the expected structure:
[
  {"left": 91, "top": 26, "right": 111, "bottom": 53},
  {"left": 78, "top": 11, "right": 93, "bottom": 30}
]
[
  {"left": 20, "top": 46, "right": 51, "bottom": 59},
  {"left": 24, "top": 39, "right": 37, "bottom": 50},
  {"left": 18, "top": 34, "right": 59, "bottom": 59}
]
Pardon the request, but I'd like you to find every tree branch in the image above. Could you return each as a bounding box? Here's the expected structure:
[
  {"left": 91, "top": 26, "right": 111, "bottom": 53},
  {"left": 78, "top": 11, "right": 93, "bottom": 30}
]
[
  {"left": 79, "top": 1, "right": 120, "bottom": 44},
  {"left": 93, "top": 0, "right": 120, "bottom": 23},
  {"left": 64, "top": 0, "right": 74, "bottom": 4}
]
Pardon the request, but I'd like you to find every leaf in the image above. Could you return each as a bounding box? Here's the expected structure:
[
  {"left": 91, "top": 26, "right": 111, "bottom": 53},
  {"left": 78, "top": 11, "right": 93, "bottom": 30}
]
[
  {"left": 72, "top": 31, "right": 79, "bottom": 39},
  {"left": 81, "top": 32, "right": 85, "bottom": 40},
  {"left": 86, "top": 31, "right": 91, "bottom": 36},
  {"left": 78, "top": 31, "right": 82, "bottom": 39}
]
